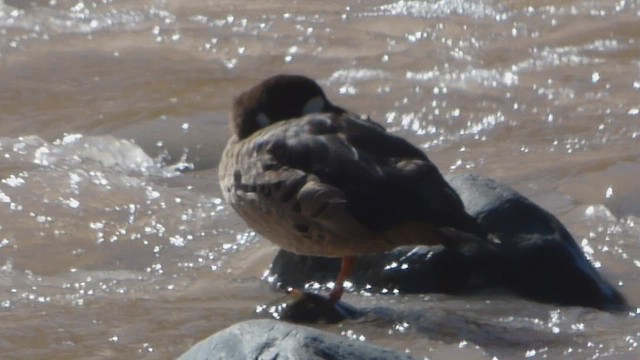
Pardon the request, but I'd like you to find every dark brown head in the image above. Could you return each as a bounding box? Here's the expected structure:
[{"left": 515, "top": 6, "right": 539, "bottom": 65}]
[{"left": 231, "top": 74, "right": 346, "bottom": 139}]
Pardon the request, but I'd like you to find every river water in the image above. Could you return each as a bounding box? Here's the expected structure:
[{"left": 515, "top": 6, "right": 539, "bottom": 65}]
[{"left": 1, "top": 0, "right": 639, "bottom": 359}]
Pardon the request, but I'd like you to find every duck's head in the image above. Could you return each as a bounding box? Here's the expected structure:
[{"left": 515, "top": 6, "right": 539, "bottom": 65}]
[{"left": 231, "top": 74, "right": 346, "bottom": 139}]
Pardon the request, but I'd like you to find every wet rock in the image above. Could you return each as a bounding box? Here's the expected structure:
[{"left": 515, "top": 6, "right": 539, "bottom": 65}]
[
  {"left": 267, "top": 174, "right": 627, "bottom": 311},
  {"left": 256, "top": 290, "right": 364, "bottom": 323},
  {"left": 270, "top": 244, "right": 503, "bottom": 297},
  {"left": 449, "top": 174, "right": 627, "bottom": 310},
  {"left": 177, "top": 319, "right": 414, "bottom": 360}
]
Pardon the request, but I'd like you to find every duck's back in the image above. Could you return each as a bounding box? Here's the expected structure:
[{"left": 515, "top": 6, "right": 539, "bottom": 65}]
[{"left": 219, "top": 113, "right": 484, "bottom": 256}]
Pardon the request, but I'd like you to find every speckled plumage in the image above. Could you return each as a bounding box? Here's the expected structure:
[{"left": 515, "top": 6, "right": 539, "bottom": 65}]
[{"left": 219, "top": 75, "right": 486, "bottom": 259}]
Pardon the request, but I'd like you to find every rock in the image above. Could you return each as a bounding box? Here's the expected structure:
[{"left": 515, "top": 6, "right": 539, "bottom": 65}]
[
  {"left": 256, "top": 290, "right": 364, "bottom": 323},
  {"left": 449, "top": 174, "right": 627, "bottom": 310},
  {"left": 269, "top": 244, "right": 503, "bottom": 296},
  {"left": 266, "top": 174, "right": 627, "bottom": 311},
  {"left": 177, "top": 319, "right": 414, "bottom": 360}
]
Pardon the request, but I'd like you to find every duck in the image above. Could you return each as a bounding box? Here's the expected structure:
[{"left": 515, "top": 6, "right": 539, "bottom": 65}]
[{"left": 219, "top": 74, "right": 488, "bottom": 303}]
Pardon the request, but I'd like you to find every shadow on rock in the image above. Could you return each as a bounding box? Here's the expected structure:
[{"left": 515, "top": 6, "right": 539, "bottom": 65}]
[{"left": 266, "top": 174, "right": 628, "bottom": 312}]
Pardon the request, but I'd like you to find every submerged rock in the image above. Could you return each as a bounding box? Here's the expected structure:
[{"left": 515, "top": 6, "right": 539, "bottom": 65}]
[
  {"left": 267, "top": 174, "right": 627, "bottom": 311},
  {"left": 178, "top": 319, "right": 414, "bottom": 360}
]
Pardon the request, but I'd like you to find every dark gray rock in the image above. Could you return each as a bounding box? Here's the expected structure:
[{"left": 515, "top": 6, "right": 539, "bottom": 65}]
[
  {"left": 256, "top": 291, "right": 364, "bottom": 323},
  {"left": 449, "top": 174, "right": 627, "bottom": 310},
  {"left": 266, "top": 174, "right": 627, "bottom": 311},
  {"left": 178, "top": 319, "right": 414, "bottom": 360}
]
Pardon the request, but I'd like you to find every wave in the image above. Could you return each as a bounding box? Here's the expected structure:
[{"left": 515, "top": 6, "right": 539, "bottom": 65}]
[{"left": 0, "top": 133, "right": 191, "bottom": 177}]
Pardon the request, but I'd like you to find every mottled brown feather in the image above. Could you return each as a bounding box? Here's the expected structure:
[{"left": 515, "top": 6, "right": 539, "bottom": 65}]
[{"left": 219, "top": 74, "right": 487, "bottom": 257}]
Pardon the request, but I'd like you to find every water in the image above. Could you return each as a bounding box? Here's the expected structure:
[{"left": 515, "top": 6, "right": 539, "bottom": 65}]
[{"left": 1, "top": 0, "right": 639, "bottom": 358}]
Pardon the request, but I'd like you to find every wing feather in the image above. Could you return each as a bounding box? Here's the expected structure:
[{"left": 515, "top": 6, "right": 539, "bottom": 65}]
[{"left": 234, "top": 113, "right": 483, "bottom": 236}]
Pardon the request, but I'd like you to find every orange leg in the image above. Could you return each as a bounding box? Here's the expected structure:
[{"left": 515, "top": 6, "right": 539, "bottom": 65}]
[{"left": 328, "top": 256, "right": 356, "bottom": 303}]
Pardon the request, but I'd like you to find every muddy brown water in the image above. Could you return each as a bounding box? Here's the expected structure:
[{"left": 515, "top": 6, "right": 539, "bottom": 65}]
[{"left": 1, "top": 0, "right": 640, "bottom": 359}]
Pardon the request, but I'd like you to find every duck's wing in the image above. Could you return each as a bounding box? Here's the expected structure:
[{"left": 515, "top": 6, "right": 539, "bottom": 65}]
[{"left": 238, "top": 113, "right": 484, "bottom": 238}]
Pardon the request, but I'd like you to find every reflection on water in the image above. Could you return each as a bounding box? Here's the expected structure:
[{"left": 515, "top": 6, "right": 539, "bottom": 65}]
[{"left": 1, "top": 0, "right": 640, "bottom": 358}]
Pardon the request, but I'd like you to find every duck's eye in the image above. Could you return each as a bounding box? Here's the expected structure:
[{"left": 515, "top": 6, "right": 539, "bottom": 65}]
[
  {"left": 256, "top": 113, "right": 271, "bottom": 127},
  {"left": 302, "top": 96, "right": 325, "bottom": 115}
]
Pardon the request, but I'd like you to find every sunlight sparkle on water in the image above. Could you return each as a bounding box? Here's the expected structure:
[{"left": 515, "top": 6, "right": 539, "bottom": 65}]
[
  {"left": 341, "top": 329, "right": 366, "bottom": 342},
  {"left": 2, "top": 175, "right": 26, "bottom": 187}
]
